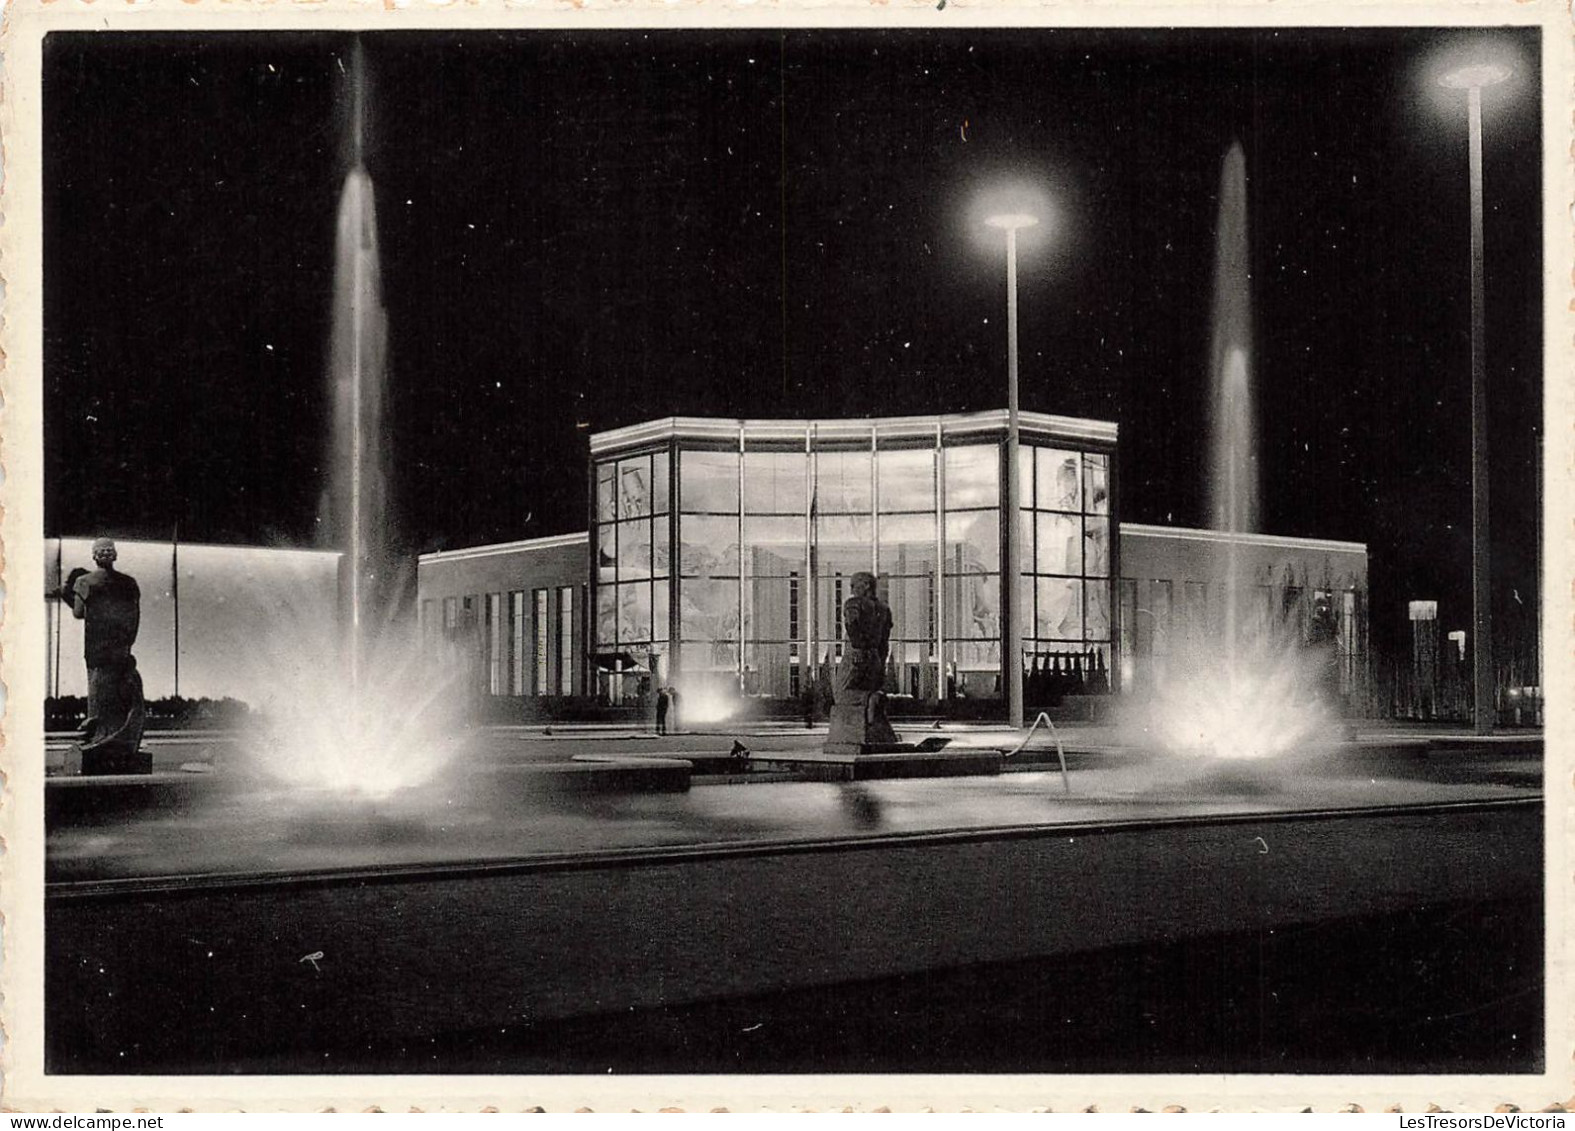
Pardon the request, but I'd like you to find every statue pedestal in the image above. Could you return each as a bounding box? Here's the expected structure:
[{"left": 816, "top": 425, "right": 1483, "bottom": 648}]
[{"left": 823, "top": 689, "right": 900, "bottom": 757}]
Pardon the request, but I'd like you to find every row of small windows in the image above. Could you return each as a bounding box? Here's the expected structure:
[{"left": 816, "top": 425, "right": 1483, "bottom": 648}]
[{"left": 425, "top": 587, "right": 577, "bottom": 697}]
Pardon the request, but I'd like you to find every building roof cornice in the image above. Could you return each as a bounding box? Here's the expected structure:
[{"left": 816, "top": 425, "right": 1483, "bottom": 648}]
[{"left": 589, "top": 410, "right": 1118, "bottom": 455}]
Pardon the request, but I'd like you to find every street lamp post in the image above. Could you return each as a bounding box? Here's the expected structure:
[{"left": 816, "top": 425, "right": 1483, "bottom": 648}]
[
  {"left": 1438, "top": 60, "right": 1510, "bottom": 736},
  {"left": 986, "top": 211, "right": 1038, "bottom": 730}
]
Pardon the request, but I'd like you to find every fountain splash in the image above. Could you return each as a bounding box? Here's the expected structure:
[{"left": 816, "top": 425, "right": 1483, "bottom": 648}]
[
  {"left": 235, "top": 43, "right": 470, "bottom": 801},
  {"left": 1129, "top": 141, "right": 1338, "bottom": 767}
]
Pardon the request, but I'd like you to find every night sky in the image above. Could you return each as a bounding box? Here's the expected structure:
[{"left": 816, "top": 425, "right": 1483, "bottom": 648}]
[{"left": 42, "top": 27, "right": 1543, "bottom": 658}]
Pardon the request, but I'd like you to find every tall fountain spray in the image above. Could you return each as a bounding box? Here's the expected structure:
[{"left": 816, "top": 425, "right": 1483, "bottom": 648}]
[
  {"left": 1133, "top": 141, "right": 1333, "bottom": 765},
  {"left": 324, "top": 42, "right": 392, "bottom": 688},
  {"left": 236, "top": 43, "right": 469, "bottom": 800},
  {"left": 1208, "top": 143, "right": 1258, "bottom": 664}
]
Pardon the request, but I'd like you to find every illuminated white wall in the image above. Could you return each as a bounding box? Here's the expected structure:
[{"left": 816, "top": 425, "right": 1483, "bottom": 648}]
[{"left": 44, "top": 538, "right": 340, "bottom": 702}]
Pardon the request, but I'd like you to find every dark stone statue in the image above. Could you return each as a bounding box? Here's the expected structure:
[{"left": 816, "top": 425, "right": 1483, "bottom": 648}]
[
  {"left": 824, "top": 571, "right": 900, "bottom": 754},
  {"left": 64, "top": 538, "right": 149, "bottom": 774}
]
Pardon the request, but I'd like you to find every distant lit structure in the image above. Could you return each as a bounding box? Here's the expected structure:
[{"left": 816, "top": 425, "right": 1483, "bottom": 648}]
[{"left": 416, "top": 412, "right": 1370, "bottom": 719}]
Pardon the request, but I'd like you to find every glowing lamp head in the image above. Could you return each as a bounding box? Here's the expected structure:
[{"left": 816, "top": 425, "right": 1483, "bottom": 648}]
[
  {"left": 1438, "top": 61, "right": 1512, "bottom": 90},
  {"left": 984, "top": 212, "right": 1040, "bottom": 232}
]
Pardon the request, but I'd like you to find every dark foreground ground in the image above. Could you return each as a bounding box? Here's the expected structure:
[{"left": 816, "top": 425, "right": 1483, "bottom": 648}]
[
  {"left": 45, "top": 729, "right": 1543, "bottom": 1077},
  {"left": 207, "top": 898, "right": 1543, "bottom": 1076}
]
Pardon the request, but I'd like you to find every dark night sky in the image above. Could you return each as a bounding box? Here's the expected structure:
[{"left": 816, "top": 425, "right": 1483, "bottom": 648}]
[{"left": 42, "top": 27, "right": 1543, "bottom": 657}]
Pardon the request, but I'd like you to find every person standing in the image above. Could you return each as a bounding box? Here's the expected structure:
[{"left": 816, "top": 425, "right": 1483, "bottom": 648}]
[
  {"left": 655, "top": 686, "right": 670, "bottom": 735},
  {"left": 65, "top": 537, "right": 147, "bottom": 772}
]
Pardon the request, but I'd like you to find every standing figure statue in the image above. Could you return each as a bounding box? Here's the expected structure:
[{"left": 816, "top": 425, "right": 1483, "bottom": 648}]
[
  {"left": 824, "top": 571, "right": 900, "bottom": 754},
  {"left": 64, "top": 538, "right": 148, "bottom": 774}
]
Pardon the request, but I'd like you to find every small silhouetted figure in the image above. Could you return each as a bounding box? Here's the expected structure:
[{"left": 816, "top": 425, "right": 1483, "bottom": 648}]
[
  {"left": 667, "top": 687, "right": 681, "bottom": 733},
  {"left": 655, "top": 686, "right": 670, "bottom": 735},
  {"left": 65, "top": 537, "right": 147, "bottom": 773}
]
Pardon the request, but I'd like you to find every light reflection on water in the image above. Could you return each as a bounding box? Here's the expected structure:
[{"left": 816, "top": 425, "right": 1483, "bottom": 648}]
[{"left": 46, "top": 762, "right": 1525, "bottom": 886}]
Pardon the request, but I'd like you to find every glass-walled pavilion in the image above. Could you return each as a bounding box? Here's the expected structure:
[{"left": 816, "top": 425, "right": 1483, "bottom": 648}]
[{"left": 589, "top": 411, "right": 1118, "bottom": 708}]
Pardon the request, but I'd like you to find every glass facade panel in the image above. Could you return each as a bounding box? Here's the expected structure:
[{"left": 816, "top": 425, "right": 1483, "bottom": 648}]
[
  {"left": 742, "top": 641, "right": 793, "bottom": 698},
  {"left": 595, "top": 585, "right": 616, "bottom": 647},
  {"left": 652, "top": 580, "right": 669, "bottom": 643},
  {"left": 1017, "top": 445, "right": 1034, "bottom": 509},
  {"left": 1083, "top": 452, "right": 1110, "bottom": 514},
  {"left": 743, "top": 516, "right": 806, "bottom": 577},
  {"left": 681, "top": 449, "right": 740, "bottom": 513},
  {"left": 617, "top": 519, "right": 651, "bottom": 579},
  {"left": 743, "top": 577, "right": 793, "bottom": 642},
  {"left": 887, "top": 574, "right": 934, "bottom": 642},
  {"left": 651, "top": 451, "right": 670, "bottom": 515},
  {"left": 1035, "top": 512, "right": 1082, "bottom": 576},
  {"left": 1085, "top": 580, "right": 1111, "bottom": 641},
  {"left": 878, "top": 512, "right": 936, "bottom": 576},
  {"left": 815, "top": 514, "right": 873, "bottom": 575},
  {"left": 743, "top": 450, "right": 808, "bottom": 514},
  {"left": 596, "top": 523, "right": 616, "bottom": 583},
  {"left": 946, "top": 574, "right": 1001, "bottom": 639},
  {"left": 619, "top": 456, "right": 653, "bottom": 519},
  {"left": 945, "top": 444, "right": 999, "bottom": 509},
  {"left": 877, "top": 449, "right": 934, "bottom": 512},
  {"left": 596, "top": 463, "right": 617, "bottom": 523},
  {"left": 680, "top": 640, "right": 739, "bottom": 674},
  {"left": 652, "top": 519, "right": 671, "bottom": 578},
  {"left": 1037, "top": 448, "right": 1082, "bottom": 513},
  {"left": 618, "top": 582, "right": 652, "bottom": 643},
  {"left": 945, "top": 510, "right": 999, "bottom": 574},
  {"left": 680, "top": 578, "right": 739, "bottom": 642},
  {"left": 815, "top": 450, "right": 872, "bottom": 513},
  {"left": 680, "top": 515, "right": 740, "bottom": 577},
  {"left": 1083, "top": 516, "right": 1110, "bottom": 577},
  {"left": 1036, "top": 577, "right": 1083, "bottom": 640}
]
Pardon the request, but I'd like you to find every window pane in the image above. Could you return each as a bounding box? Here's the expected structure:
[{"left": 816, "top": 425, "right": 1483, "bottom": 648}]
[
  {"left": 743, "top": 515, "right": 806, "bottom": 577},
  {"left": 816, "top": 450, "right": 872, "bottom": 513},
  {"left": 743, "top": 577, "right": 794, "bottom": 641},
  {"left": 652, "top": 451, "right": 670, "bottom": 514},
  {"left": 887, "top": 574, "right": 934, "bottom": 641},
  {"left": 596, "top": 462, "right": 617, "bottom": 523},
  {"left": 619, "top": 455, "right": 652, "bottom": 519},
  {"left": 878, "top": 512, "right": 936, "bottom": 575},
  {"left": 946, "top": 574, "right": 1001, "bottom": 639},
  {"left": 1083, "top": 516, "right": 1110, "bottom": 577},
  {"left": 743, "top": 450, "right": 808, "bottom": 514},
  {"left": 679, "top": 515, "right": 740, "bottom": 577},
  {"left": 877, "top": 449, "right": 934, "bottom": 512},
  {"left": 1037, "top": 448, "right": 1081, "bottom": 513},
  {"left": 618, "top": 582, "right": 652, "bottom": 643},
  {"left": 535, "top": 590, "right": 550, "bottom": 695},
  {"left": 1083, "top": 452, "right": 1110, "bottom": 514},
  {"left": 1036, "top": 577, "right": 1083, "bottom": 641},
  {"left": 653, "top": 580, "right": 670, "bottom": 642},
  {"left": 1036, "top": 512, "right": 1082, "bottom": 575},
  {"left": 1086, "top": 579, "right": 1111, "bottom": 641},
  {"left": 681, "top": 449, "right": 740, "bottom": 513},
  {"left": 816, "top": 514, "right": 873, "bottom": 575},
  {"left": 652, "top": 519, "right": 672, "bottom": 578},
  {"left": 945, "top": 444, "right": 999, "bottom": 509},
  {"left": 742, "top": 640, "right": 793, "bottom": 698},
  {"left": 595, "top": 585, "right": 616, "bottom": 647},
  {"left": 680, "top": 640, "right": 738, "bottom": 674},
  {"left": 558, "top": 588, "right": 575, "bottom": 695},
  {"left": 944, "top": 509, "right": 999, "bottom": 574},
  {"left": 597, "top": 524, "right": 617, "bottom": 583},
  {"left": 617, "top": 520, "right": 651, "bottom": 580},
  {"left": 679, "top": 578, "right": 739, "bottom": 641}
]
